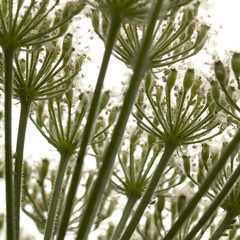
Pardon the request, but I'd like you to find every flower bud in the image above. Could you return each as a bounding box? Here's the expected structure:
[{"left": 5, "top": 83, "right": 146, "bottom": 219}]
[
  {"left": 145, "top": 71, "right": 153, "bottom": 92},
  {"left": 53, "top": 9, "right": 61, "bottom": 26},
  {"left": 99, "top": 91, "right": 110, "bottom": 114},
  {"left": 156, "top": 196, "right": 165, "bottom": 213},
  {"left": 194, "top": 25, "right": 209, "bottom": 49},
  {"left": 183, "top": 69, "right": 194, "bottom": 93},
  {"left": 232, "top": 52, "right": 240, "bottom": 80},
  {"left": 108, "top": 107, "right": 118, "bottom": 125},
  {"left": 177, "top": 195, "right": 186, "bottom": 214},
  {"left": 107, "top": 223, "right": 115, "bottom": 238},
  {"left": 130, "top": 128, "right": 140, "bottom": 146},
  {"left": 191, "top": 78, "right": 201, "bottom": 98},
  {"left": 197, "top": 161, "right": 204, "bottom": 184},
  {"left": 201, "top": 143, "right": 210, "bottom": 168},
  {"left": 39, "top": 159, "right": 49, "bottom": 183},
  {"left": 215, "top": 60, "right": 227, "bottom": 86},
  {"left": 148, "top": 134, "right": 156, "bottom": 147},
  {"left": 79, "top": 92, "right": 89, "bottom": 110},
  {"left": 66, "top": 89, "right": 73, "bottom": 104},
  {"left": 36, "top": 102, "right": 45, "bottom": 127},
  {"left": 91, "top": 9, "right": 100, "bottom": 34},
  {"left": 156, "top": 86, "right": 163, "bottom": 103},
  {"left": 62, "top": 33, "right": 73, "bottom": 55},
  {"left": 59, "top": 1, "right": 85, "bottom": 35},
  {"left": 19, "top": 59, "right": 26, "bottom": 74},
  {"left": 75, "top": 54, "right": 85, "bottom": 72},
  {"left": 183, "top": 155, "right": 191, "bottom": 176},
  {"left": 85, "top": 172, "right": 94, "bottom": 190},
  {"left": 211, "top": 81, "right": 221, "bottom": 103},
  {"left": 23, "top": 162, "right": 31, "bottom": 183},
  {"left": 166, "top": 69, "right": 177, "bottom": 92}
]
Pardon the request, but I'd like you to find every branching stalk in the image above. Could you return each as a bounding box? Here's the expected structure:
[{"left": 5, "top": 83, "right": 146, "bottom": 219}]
[
  {"left": 209, "top": 212, "right": 235, "bottom": 240},
  {"left": 120, "top": 143, "right": 177, "bottom": 240},
  {"left": 3, "top": 47, "right": 16, "bottom": 240},
  {"left": 14, "top": 99, "right": 31, "bottom": 240},
  {"left": 163, "top": 128, "right": 240, "bottom": 240},
  {"left": 56, "top": 15, "right": 122, "bottom": 240},
  {"left": 111, "top": 194, "right": 139, "bottom": 240},
  {"left": 44, "top": 153, "right": 71, "bottom": 240},
  {"left": 75, "top": 1, "right": 164, "bottom": 239},
  {"left": 184, "top": 160, "right": 240, "bottom": 240}
]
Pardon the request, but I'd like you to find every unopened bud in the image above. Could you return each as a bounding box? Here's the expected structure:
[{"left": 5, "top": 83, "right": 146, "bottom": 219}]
[
  {"left": 99, "top": 91, "right": 110, "bottom": 114},
  {"left": 166, "top": 69, "right": 177, "bottom": 92},
  {"left": 183, "top": 155, "right": 191, "bottom": 176},
  {"left": 191, "top": 78, "right": 201, "bottom": 98},
  {"left": 211, "top": 81, "right": 220, "bottom": 103},
  {"left": 91, "top": 9, "right": 100, "bottom": 34},
  {"left": 145, "top": 71, "right": 153, "bottom": 91},
  {"left": 194, "top": 25, "right": 209, "bottom": 51},
  {"left": 183, "top": 69, "right": 194, "bottom": 93},
  {"left": 62, "top": 33, "right": 73, "bottom": 55},
  {"left": 177, "top": 195, "right": 186, "bottom": 214},
  {"left": 75, "top": 54, "right": 85, "bottom": 72},
  {"left": 156, "top": 196, "right": 165, "bottom": 213},
  {"left": 201, "top": 143, "right": 210, "bottom": 168},
  {"left": 108, "top": 107, "right": 118, "bottom": 125},
  {"left": 79, "top": 92, "right": 89, "bottom": 110},
  {"left": 39, "top": 159, "right": 49, "bottom": 183},
  {"left": 232, "top": 52, "right": 240, "bottom": 80},
  {"left": 215, "top": 60, "right": 227, "bottom": 86}
]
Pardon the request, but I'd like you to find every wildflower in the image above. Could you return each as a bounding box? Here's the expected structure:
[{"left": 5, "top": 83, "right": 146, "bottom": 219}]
[{"left": 135, "top": 69, "right": 222, "bottom": 147}]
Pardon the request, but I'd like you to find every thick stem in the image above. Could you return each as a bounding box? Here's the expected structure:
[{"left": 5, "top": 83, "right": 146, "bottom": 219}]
[
  {"left": 163, "top": 127, "right": 240, "bottom": 240},
  {"left": 120, "top": 143, "right": 177, "bottom": 240},
  {"left": 184, "top": 160, "right": 240, "bottom": 240},
  {"left": 3, "top": 47, "right": 15, "bottom": 240},
  {"left": 76, "top": 1, "right": 164, "bottom": 239},
  {"left": 111, "top": 194, "right": 139, "bottom": 240},
  {"left": 44, "top": 153, "right": 70, "bottom": 240},
  {"left": 56, "top": 16, "right": 122, "bottom": 240},
  {"left": 209, "top": 212, "right": 235, "bottom": 240},
  {"left": 14, "top": 99, "right": 31, "bottom": 240}
]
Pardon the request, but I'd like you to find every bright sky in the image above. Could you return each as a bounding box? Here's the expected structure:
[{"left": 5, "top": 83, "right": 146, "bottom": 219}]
[{"left": 1, "top": 0, "right": 240, "bottom": 239}]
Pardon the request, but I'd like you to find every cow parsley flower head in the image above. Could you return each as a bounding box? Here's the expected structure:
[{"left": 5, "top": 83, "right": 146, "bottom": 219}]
[{"left": 87, "top": 0, "right": 151, "bottom": 23}]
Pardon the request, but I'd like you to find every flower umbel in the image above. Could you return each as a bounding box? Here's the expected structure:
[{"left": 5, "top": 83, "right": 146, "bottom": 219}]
[{"left": 135, "top": 69, "right": 222, "bottom": 146}]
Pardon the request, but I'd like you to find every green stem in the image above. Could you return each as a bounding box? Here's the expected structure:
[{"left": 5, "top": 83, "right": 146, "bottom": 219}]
[
  {"left": 209, "top": 212, "right": 235, "bottom": 240},
  {"left": 44, "top": 153, "right": 70, "bottom": 240},
  {"left": 76, "top": 1, "right": 164, "bottom": 239},
  {"left": 163, "top": 127, "right": 240, "bottom": 240},
  {"left": 111, "top": 194, "right": 139, "bottom": 240},
  {"left": 120, "top": 143, "right": 177, "bottom": 240},
  {"left": 3, "top": 47, "right": 15, "bottom": 240},
  {"left": 184, "top": 160, "right": 240, "bottom": 240},
  {"left": 56, "top": 16, "right": 122, "bottom": 240},
  {"left": 14, "top": 99, "right": 31, "bottom": 240}
]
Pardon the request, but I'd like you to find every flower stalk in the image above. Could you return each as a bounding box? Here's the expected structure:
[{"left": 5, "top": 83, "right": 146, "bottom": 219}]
[
  {"left": 163, "top": 128, "right": 240, "bottom": 240},
  {"left": 209, "top": 212, "right": 236, "bottom": 240},
  {"left": 75, "top": 1, "right": 164, "bottom": 239},
  {"left": 56, "top": 14, "right": 122, "bottom": 240},
  {"left": 120, "top": 143, "right": 177, "bottom": 240},
  {"left": 3, "top": 46, "right": 15, "bottom": 240},
  {"left": 14, "top": 99, "right": 31, "bottom": 239}
]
